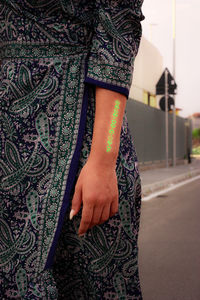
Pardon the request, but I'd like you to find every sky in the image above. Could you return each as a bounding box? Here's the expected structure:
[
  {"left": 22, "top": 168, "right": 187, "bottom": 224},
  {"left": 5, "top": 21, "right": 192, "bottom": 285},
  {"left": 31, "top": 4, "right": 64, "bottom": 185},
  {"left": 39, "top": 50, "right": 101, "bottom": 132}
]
[{"left": 141, "top": 0, "right": 200, "bottom": 117}]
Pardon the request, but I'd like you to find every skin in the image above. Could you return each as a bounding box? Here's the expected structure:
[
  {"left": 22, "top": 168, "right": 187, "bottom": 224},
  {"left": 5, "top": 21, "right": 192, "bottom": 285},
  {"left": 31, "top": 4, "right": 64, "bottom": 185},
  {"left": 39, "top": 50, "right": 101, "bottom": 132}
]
[
  {"left": 70, "top": 87, "right": 127, "bottom": 236},
  {"left": 70, "top": 158, "right": 119, "bottom": 235}
]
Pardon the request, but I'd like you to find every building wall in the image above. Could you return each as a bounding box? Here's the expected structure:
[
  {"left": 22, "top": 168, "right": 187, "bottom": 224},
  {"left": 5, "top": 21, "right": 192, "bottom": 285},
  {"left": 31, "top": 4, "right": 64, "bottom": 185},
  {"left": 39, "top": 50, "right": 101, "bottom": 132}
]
[
  {"left": 190, "top": 116, "right": 200, "bottom": 129},
  {"left": 129, "top": 36, "right": 164, "bottom": 108}
]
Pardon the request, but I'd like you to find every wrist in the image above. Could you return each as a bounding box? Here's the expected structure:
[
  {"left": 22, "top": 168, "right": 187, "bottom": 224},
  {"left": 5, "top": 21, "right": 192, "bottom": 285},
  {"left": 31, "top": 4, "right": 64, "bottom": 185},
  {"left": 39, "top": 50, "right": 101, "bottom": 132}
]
[{"left": 87, "top": 149, "right": 118, "bottom": 169}]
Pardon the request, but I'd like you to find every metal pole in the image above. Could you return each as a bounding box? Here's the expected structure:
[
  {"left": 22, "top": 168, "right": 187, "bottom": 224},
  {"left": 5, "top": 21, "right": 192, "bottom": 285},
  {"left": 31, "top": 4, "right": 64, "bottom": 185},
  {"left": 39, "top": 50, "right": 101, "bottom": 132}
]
[
  {"left": 165, "top": 69, "right": 169, "bottom": 168},
  {"left": 172, "top": 0, "right": 176, "bottom": 166}
]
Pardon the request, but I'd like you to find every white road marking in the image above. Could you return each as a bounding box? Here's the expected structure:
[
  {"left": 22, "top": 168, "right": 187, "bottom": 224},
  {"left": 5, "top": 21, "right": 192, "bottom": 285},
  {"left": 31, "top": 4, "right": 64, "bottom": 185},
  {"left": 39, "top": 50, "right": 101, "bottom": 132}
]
[{"left": 142, "top": 174, "right": 200, "bottom": 201}]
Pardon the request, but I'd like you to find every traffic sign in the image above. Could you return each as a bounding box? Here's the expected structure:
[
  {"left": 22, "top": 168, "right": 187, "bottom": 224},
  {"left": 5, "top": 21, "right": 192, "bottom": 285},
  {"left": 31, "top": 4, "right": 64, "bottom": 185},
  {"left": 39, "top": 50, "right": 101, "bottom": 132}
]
[
  {"left": 156, "top": 68, "right": 177, "bottom": 95},
  {"left": 159, "top": 96, "right": 175, "bottom": 111}
]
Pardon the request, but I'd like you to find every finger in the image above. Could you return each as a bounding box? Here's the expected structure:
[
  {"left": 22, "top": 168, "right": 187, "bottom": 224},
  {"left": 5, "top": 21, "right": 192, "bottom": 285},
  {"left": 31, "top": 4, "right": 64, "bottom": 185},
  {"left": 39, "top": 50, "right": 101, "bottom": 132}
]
[
  {"left": 70, "top": 185, "right": 82, "bottom": 218},
  {"left": 110, "top": 200, "right": 118, "bottom": 217},
  {"left": 98, "top": 204, "right": 110, "bottom": 225},
  {"left": 88, "top": 205, "right": 103, "bottom": 229},
  {"left": 78, "top": 204, "right": 93, "bottom": 236}
]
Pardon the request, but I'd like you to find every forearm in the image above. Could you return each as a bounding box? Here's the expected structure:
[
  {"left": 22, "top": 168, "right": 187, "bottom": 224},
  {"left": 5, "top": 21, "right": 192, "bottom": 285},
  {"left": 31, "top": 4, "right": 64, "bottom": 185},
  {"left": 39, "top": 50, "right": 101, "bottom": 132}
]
[{"left": 88, "top": 86, "right": 127, "bottom": 167}]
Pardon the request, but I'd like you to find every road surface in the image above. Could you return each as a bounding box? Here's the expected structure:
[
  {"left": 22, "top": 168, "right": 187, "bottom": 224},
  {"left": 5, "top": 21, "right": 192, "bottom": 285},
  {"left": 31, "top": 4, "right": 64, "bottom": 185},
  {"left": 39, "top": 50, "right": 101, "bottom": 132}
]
[{"left": 138, "top": 178, "right": 200, "bottom": 300}]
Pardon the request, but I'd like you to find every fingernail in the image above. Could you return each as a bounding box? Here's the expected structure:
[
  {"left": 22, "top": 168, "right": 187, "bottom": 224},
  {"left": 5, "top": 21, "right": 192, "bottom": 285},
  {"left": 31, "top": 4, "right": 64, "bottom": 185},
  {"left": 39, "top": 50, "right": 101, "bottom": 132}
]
[
  {"left": 79, "top": 233, "right": 85, "bottom": 237},
  {"left": 69, "top": 209, "right": 75, "bottom": 220}
]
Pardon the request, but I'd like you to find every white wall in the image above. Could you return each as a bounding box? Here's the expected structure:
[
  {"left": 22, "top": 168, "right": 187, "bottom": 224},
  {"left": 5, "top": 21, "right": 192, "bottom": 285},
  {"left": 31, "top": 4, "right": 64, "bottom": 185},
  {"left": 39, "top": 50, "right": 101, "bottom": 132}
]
[{"left": 129, "top": 36, "right": 164, "bottom": 103}]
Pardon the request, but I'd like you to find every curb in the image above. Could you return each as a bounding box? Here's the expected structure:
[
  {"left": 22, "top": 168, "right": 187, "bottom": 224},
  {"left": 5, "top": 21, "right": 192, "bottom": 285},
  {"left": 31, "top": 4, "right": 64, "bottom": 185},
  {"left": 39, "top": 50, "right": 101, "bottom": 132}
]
[{"left": 141, "top": 168, "right": 200, "bottom": 197}]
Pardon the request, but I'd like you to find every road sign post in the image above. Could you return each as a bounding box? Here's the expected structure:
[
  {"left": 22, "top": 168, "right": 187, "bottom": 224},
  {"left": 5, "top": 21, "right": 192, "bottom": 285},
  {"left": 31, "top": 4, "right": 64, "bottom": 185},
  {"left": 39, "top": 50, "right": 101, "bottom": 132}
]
[
  {"left": 156, "top": 67, "right": 177, "bottom": 169},
  {"left": 165, "top": 69, "right": 169, "bottom": 168},
  {"left": 172, "top": 0, "right": 176, "bottom": 167}
]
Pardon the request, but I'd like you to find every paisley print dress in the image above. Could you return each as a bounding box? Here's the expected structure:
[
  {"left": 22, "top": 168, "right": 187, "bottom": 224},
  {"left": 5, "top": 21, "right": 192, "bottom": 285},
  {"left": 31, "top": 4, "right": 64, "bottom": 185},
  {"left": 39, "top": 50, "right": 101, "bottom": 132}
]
[{"left": 0, "top": 0, "right": 145, "bottom": 299}]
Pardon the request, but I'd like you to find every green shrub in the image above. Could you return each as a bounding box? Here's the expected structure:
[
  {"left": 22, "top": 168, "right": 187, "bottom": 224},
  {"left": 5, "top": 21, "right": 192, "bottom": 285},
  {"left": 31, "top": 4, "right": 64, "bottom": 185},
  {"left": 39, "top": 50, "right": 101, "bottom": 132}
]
[
  {"left": 192, "top": 146, "right": 200, "bottom": 155},
  {"left": 192, "top": 128, "right": 200, "bottom": 138}
]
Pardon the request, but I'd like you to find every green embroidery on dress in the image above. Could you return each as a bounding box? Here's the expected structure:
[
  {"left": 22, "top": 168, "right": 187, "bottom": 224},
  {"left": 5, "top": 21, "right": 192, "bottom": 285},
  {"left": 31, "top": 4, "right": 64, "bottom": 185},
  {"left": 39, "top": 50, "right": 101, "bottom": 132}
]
[
  {"left": 0, "top": 112, "right": 17, "bottom": 140},
  {"left": 32, "top": 285, "right": 42, "bottom": 298},
  {"left": 0, "top": 218, "right": 34, "bottom": 266},
  {"left": 36, "top": 112, "right": 53, "bottom": 154},
  {"left": 113, "top": 273, "right": 127, "bottom": 300},
  {"left": 26, "top": 189, "right": 39, "bottom": 230},
  {"left": 0, "top": 136, "right": 50, "bottom": 193},
  {"left": 16, "top": 268, "right": 28, "bottom": 297},
  {"left": 119, "top": 200, "right": 134, "bottom": 239},
  {"left": 0, "top": 140, "right": 39, "bottom": 191},
  {"left": 122, "top": 256, "right": 138, "bottom": 278},
  {"left": 54, "top": 59, "right": 63, "bottom": 74},
  {"left": 98, "top": 8, "right": 132, "bottom": 51},
  {"left": 120, "top": 156, "right": 135, "bottom": 171},
  {"left": 88, "top": 236, "right": 120, "bottom": 273},
  {"left": 80, "top": 226, "right": 122, "bottom": 274},
  {"left": 9, "top": 65, "right": 52, "bottom": 113}
]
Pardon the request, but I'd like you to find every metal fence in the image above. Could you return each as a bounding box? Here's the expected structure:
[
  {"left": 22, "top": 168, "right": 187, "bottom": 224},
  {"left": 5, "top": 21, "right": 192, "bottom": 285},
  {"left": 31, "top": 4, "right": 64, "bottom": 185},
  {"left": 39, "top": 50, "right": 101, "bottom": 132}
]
[{"left": 126, "top": 99, "right": 192, "bottom": 164}]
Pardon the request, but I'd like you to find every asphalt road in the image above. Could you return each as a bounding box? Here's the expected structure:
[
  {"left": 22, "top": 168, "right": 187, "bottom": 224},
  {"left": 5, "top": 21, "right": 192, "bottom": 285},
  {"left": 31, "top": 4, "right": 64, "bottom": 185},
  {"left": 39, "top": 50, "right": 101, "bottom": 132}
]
[{"left": 138, "top": 178, "right": 200, "bottom": 300}]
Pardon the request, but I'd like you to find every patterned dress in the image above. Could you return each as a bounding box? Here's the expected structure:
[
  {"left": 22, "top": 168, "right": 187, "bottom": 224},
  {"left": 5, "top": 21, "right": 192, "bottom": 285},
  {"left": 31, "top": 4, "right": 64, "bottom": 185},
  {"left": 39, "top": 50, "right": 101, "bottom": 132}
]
[{"left": 0, "top": 0, "right": 145, "bottom": 299}]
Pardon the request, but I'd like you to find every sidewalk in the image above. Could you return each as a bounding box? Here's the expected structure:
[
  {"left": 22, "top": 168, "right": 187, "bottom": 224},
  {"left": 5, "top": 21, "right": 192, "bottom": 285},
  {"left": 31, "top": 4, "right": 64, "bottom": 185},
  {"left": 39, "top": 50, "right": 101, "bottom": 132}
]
[{"left": 140, "top": 156, "right": 200, "bottom": 197}]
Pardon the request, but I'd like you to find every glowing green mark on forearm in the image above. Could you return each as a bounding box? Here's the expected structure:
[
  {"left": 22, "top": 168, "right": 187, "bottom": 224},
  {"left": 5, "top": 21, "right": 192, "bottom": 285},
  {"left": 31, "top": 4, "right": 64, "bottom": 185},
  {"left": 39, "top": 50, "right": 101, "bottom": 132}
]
[{"left": 106, "top": 100, "right": 120, "bottom": 152}]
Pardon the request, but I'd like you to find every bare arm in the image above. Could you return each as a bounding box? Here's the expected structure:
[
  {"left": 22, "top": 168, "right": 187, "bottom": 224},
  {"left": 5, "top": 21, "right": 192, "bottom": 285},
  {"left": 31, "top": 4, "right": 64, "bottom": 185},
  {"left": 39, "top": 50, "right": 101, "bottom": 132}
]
[
  {"left": 70, "top": 87, "right": 126, "bottom": 235},
  {"left": 70, "top": 0, "right": 145, "bottom": 233},
  {"left": 88, "top": 86, "right": 127, "bottom": 167}
]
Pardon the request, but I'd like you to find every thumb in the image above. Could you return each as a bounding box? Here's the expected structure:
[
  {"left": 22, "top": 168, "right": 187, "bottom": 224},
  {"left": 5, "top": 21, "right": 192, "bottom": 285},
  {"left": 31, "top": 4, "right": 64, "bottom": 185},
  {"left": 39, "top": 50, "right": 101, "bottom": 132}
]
[{"left": 70, "top": 184, "right": 82, "bottom": 220}]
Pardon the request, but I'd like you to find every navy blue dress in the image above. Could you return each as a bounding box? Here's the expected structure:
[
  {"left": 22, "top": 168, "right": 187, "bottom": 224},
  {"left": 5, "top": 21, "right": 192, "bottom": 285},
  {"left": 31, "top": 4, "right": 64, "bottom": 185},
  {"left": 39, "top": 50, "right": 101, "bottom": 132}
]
[{"left": 0, "top": 0, "right": 145, "bottom": 298}]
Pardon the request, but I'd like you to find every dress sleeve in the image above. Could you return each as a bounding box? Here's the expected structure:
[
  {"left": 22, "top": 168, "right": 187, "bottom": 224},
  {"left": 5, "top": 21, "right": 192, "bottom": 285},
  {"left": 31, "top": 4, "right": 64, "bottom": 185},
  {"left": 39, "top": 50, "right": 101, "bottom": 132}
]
[{"left": 84, "top": 0, "right": 145, "bottom": 100}]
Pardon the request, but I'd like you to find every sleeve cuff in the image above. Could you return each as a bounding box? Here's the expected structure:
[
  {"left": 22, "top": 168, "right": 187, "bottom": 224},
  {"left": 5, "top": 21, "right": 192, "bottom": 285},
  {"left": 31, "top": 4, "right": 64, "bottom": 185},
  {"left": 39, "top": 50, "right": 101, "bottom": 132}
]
[{"left": 84, "top": 57, "right": 131, "bottom": 100}]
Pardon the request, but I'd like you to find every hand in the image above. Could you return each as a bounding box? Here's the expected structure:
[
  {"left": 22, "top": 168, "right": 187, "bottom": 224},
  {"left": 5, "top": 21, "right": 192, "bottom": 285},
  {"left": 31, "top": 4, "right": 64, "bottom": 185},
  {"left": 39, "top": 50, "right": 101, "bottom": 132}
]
[{"left": 70, "top": 158, "right": 119, "bottom": 236}]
